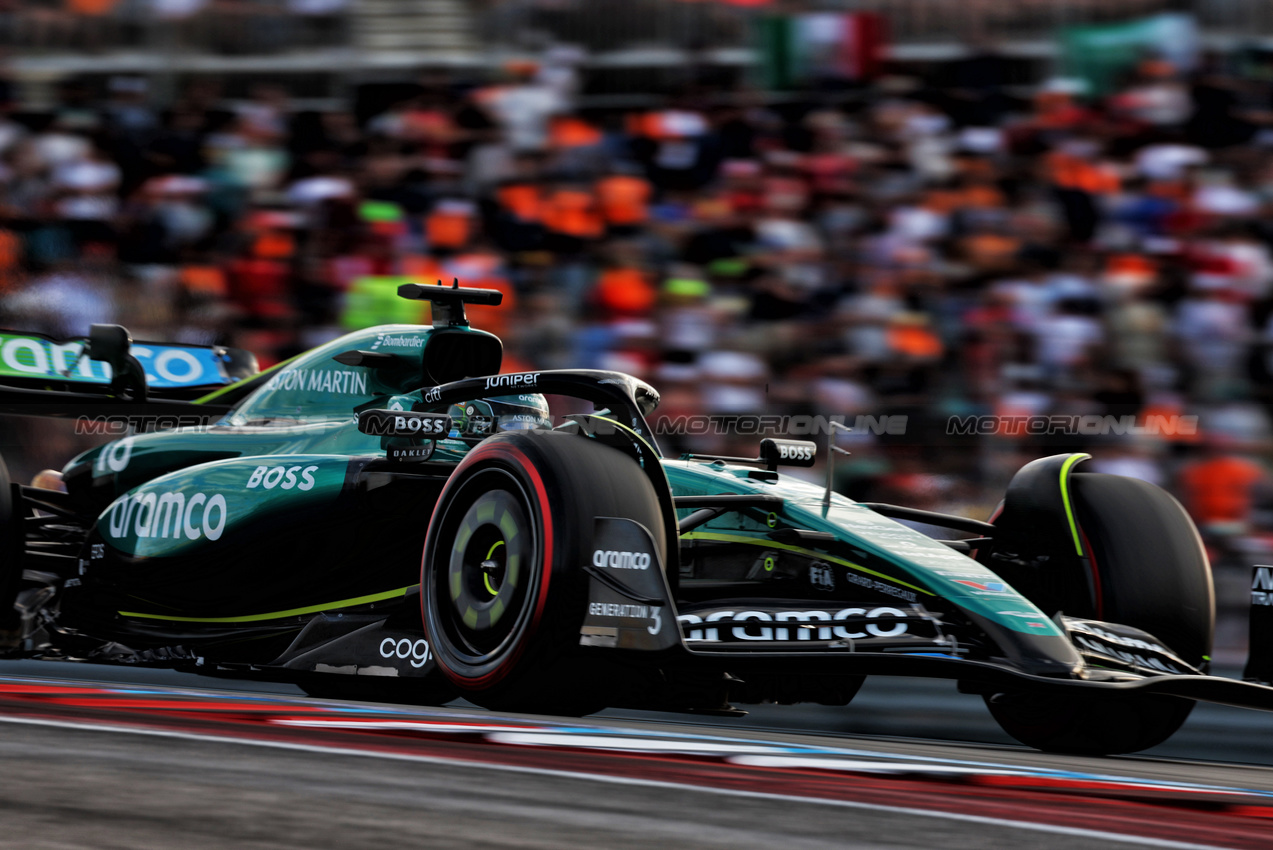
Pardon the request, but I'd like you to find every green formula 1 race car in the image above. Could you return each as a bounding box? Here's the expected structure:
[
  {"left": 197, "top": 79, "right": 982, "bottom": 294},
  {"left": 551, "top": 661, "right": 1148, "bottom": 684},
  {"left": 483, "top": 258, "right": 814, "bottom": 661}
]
[{"left": 1, "top": 282, "right": 1272, "bottom": 755}]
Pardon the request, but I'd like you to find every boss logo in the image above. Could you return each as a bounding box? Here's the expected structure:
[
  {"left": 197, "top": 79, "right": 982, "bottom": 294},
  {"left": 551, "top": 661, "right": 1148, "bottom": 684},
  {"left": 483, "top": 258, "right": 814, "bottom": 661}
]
[
  {"left": 379, "top": 637, "right": 431, "bottom": 668},
  {"left": 358, "top": 410, "right": 451, "bottom": 437},
  {"left": 393, "top": 415, "right": 446, "bottom": 434},
  {"left": 760, "top": 439, "right": 817, "bottom": 468},
  {"left": 592, "top": 549, "right": 651, "bottom": 570},
  {"left": 779, "top": 444, "right": 813, "bottom": 461},
  {"left": 246, "top": 465, "right": 318, "bottom": 490}
]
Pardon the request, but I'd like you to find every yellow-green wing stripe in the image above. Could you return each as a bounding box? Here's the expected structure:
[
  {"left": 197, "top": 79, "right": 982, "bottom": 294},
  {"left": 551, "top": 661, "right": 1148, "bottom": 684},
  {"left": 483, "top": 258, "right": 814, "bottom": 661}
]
[
  {"left": 192, "top": 352, "right": 301, "bottom": 405},
  {"left": 680, "top": 531, "right": 933, "bottom": 596},
  {"left": 119, "top": 585, "right": 416, "bottom": 623},
  {"left": 1058, "top": 453, "right": 1091, "bottom": 557}
]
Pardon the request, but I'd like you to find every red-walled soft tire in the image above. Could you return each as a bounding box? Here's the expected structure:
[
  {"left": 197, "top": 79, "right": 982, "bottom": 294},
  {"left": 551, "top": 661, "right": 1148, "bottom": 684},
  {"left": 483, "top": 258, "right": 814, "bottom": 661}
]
[{"left": 421, "top": 430, "right": 665, "bottom": 714}]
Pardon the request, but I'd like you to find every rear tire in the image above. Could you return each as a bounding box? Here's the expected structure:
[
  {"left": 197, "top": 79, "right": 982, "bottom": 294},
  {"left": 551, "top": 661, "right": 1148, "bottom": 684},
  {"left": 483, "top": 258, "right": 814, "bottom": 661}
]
[
  {"left": 422, "top": 430, "right": 665, "bottom": 715},
  {"left": 986, "top": 473, "right": 1213, "bottom": 755}
]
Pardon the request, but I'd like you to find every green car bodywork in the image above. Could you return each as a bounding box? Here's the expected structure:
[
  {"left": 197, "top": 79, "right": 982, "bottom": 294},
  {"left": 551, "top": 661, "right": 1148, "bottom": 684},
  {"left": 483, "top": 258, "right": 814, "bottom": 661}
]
[{"left": 58, "top": 319, "right": 1070, "bottom": 666}]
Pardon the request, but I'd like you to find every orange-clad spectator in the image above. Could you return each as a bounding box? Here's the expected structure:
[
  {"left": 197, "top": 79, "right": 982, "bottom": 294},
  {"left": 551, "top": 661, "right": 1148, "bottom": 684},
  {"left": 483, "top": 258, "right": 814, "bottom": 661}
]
[
  {"left": 887, "top": 313, "right": 944, "bottom": 361},
  {"left": 1138, "top": 399, "right": 1201, "bottom": 444},
  {"left": 67, "top": 0, "right": 117, "bottom": 14},
  {"left": 1103, "top": 253, "right": 1157, "bottom": 294},
  {"left": 1046, "top": 149, "right": 1120, "bottom": 195},
  {"left": 542, "top": 186, "right": 604, "bottom": 246},
  {"left": 0, "top": 229, "right": 22, "bottom": 292},
  {"left": 1030, "top": 85, "right": 1093, "bottom": 132},
  {"left": 178, "top": 264, "right": 228, "bottom": 299},
  {"left": 960, "top": 178, "right": 1006, "bottom": 210},
  {"left": 401, "top": 254, "right": 446, "bottom": 288},
  {"left": 228, "top": 256, "right": 292, "bottom": 320},
  {"left": 425, "top": 200, "right": 475, "bottom": 253},
  {"left": 962, "top": 230, "right": 1021, "bottom": 272},
  {"left": 446, "top": 250, "right": 516, "bottom": 338},
  {"left": 595, "top": 172, "right": 651, "bottom": 231},
  {"left": 497, "top": 182, "right": 543, "bottom": 223},
  {"left": 246, "top": 210, "right": 299, "bottom": 261},
  {"left": 594, "top": 266, "right": 657, "bottom": 318},
  {"left": 549, "top": 116, "right": 602, "bottom": 149},
  {"left": 1179, "top": 448, "right": 1267, "bottom": 528}
]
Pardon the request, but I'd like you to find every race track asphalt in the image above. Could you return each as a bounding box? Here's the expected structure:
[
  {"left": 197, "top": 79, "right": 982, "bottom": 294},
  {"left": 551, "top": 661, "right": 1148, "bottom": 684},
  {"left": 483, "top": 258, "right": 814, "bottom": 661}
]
[{"left": 0, "top": 660, "right": 1270, "bottom": 850}]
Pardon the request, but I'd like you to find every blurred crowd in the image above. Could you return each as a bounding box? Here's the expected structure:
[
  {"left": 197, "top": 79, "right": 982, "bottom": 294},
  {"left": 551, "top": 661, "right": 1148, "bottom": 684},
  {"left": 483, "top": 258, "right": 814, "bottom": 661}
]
[{"left": 2, "top": 48, "right": 1273, "bottom": 638}]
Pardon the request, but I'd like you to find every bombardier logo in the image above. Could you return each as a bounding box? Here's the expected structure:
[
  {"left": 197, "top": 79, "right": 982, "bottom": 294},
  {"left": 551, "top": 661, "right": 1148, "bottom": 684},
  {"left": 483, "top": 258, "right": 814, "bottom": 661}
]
[
  {"left": 592, "top": 549, "right": 651, "bottom": 570},
  {"left": 106, "top": 491, "right": 228, "bottom": 541},
  {"left": 485, "top": 373, "right": 538, "bottom": 391},
  {"left": 371, "top": 333, "right": 425, "bottom": 350}
]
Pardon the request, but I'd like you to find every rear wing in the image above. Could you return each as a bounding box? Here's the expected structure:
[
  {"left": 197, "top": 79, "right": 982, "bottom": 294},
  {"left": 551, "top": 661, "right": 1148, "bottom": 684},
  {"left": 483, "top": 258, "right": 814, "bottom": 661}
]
[{"left": 0, "top": 325, "right": 256, "bottom": 415}]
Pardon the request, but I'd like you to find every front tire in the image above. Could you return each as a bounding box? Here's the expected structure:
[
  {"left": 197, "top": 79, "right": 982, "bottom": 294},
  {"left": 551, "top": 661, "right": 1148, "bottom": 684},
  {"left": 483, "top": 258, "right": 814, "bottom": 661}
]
[
  {"left": 422, "top": 430, "right": 665, "bottom": 715},
  {"left": 986, "top": 473, "right": 1213, "bottom": 755}
]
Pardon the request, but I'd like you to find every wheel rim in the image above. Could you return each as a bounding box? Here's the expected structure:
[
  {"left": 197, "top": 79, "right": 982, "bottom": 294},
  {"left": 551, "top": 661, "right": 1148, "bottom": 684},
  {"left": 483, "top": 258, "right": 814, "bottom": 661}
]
[{"left": 435, "top": 473, "right": 537, "bottom": 664}]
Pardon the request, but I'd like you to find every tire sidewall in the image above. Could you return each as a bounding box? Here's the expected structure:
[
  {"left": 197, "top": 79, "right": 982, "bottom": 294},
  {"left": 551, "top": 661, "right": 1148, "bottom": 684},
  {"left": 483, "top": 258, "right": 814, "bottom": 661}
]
[{"left": 422, "top": 437, "right": 557, "bottom": 691}]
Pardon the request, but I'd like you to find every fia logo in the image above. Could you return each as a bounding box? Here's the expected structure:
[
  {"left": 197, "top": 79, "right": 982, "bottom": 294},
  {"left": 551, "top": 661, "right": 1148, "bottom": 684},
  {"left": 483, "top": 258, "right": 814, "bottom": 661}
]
[{"left": 810, "top": 562, "right": 835, "bottom": 591}]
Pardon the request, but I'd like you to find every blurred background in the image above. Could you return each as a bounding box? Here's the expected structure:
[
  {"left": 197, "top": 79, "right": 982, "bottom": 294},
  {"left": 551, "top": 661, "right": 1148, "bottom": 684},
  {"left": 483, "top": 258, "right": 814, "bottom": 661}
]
[{"left": 0, "top": 0, "right": 1271, "bottom": 652}]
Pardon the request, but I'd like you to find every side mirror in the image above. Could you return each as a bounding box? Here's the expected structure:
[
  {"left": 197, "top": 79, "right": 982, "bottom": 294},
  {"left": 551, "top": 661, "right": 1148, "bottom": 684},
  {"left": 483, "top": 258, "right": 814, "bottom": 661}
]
[
  {"left": 758, "top": 438, "right": 817, "bottom": 470},
  {"left": 87, "top": 324, "right": 147, "bottom": 401}
]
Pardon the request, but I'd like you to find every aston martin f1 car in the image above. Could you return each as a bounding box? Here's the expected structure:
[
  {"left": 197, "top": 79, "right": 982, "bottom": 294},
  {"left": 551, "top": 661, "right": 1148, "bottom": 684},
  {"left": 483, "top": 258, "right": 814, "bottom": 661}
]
[{"left": 3, "top": 282, "right": 1273, "bottom": 755}]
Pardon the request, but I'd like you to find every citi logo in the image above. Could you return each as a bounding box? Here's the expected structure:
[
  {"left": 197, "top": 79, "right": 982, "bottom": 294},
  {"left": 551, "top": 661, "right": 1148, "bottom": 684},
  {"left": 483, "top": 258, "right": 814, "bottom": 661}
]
[
  {"left": 485, "top": 373, "right": 538, "bottom": 391},
  {"left": 592, "top": 549, "right": 651, "bottom": 570}
]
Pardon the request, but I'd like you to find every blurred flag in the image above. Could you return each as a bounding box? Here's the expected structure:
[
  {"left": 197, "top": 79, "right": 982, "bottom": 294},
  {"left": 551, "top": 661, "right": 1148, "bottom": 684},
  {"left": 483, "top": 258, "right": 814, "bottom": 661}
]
[
  {"left": 1061, "top": 13, "right": 1198, "bottom": 97},
  {"left": 758, "top": 12, "right": 885, "bottom": 89}
]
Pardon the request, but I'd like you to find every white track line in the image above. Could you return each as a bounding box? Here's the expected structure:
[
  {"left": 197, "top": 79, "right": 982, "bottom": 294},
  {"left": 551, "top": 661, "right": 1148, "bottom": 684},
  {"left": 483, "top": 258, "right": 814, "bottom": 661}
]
[{"left": 0, "top": 714, "right": 1229, "bottom": 850}]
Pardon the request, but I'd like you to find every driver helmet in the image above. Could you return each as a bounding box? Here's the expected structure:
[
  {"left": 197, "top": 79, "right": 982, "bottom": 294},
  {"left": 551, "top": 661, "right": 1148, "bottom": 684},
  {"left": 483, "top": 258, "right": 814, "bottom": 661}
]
[{"left": 448, "top": 394, "right": 551, "bottom": 438}]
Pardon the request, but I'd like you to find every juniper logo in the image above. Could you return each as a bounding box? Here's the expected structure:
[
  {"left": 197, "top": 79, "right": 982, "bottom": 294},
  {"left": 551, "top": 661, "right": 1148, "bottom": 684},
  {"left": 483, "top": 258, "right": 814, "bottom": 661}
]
[{"left": 485, "top": 373, "right": 538, "bottom": 391}]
